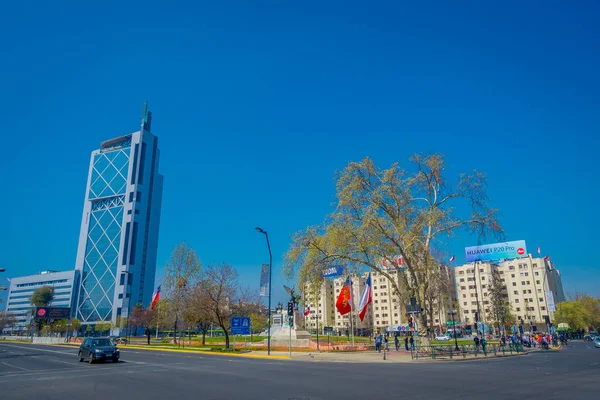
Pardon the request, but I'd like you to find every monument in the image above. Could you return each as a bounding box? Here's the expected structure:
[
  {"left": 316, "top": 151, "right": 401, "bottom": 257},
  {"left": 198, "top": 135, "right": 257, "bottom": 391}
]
[{"left": 266, "top": 286, "right": 312, "bottom": 348}]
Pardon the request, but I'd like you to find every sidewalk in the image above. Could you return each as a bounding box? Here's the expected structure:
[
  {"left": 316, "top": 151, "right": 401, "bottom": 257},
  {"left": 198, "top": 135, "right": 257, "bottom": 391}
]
[{"left": 251, "top": 349, "right": 415, "bottom": 363}]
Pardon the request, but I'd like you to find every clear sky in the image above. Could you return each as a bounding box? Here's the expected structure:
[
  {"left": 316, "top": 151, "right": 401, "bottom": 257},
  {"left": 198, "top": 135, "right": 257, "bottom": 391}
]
[{"left": 1, "top": 1, "right": 599, "bottom": 305}]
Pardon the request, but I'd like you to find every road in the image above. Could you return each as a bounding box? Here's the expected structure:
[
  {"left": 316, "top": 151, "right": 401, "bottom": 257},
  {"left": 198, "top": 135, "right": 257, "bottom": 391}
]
[{"left": 0, "top": 341, "right": 598, "bottom": 400}]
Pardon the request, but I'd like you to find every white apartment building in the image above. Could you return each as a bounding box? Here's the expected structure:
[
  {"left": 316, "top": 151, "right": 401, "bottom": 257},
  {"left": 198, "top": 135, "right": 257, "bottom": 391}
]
[
  {"left": 3, "top": 270, "right": 80, "bottom": 333},
  {"left": 371, "top": 269, "right": 403, "bottom": 332},
  {"left": 333, "top": 274, "right": 374, "bottom": 335},
  {"left": 303, "top": 280, "right": 335, "bottom": 333},
  {"left": 455, "top": 255, "right": 565, "bottom": 331}
]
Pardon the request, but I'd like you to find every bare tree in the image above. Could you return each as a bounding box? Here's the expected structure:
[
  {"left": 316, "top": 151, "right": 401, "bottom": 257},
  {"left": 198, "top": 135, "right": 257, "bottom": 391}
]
[
  {"left": 0, "top": 311, "right": 17, "bottom": 332},
  {"left": 202, "top": 263, "right": 243, "bottom": 349},
  {"left": 163, "top": 243, "right": 202, "bottom": 347},
  {"left": 284, "top": 155, "right": 503, "bottom": 335}
]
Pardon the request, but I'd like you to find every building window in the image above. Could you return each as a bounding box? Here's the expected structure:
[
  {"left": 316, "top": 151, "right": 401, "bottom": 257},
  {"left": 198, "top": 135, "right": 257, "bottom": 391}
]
[
  {"left": 515, "top": 299, "right": 519, "bottom": 303},
  {"left": 459, "top": 278, "right": 464, "bottom": 283},
  {"left": 539, "top": 298, "right": 544, "bottom": 302},
  {"left": 513, "top": 291, "right": 518, "bottom": 295},
  {"left": 511, "top": 274, "right": 515, "bottom": 278},
  {"left": 533, "top": 263, "right": 537, "bottom": 268},
  {"left": 535, "top": 272, "right": 539, "bottom": 276},
  {"left": 536, "top": 280, "right": 541, "bottom": 284},
  {"left": 462, "top": 294, "right": 466, "bottom": 298},
  {"left": 523, "top": 290, "right": 527, "bottom": 294},
  {"left": 526, "top": 281, "right": 530, "bottom": 285},
  {"left": 541, "top": 306, "right": 546, "bottom": 311},
  {"left": 509, "top": 266, "right": 515, "bottom": 270},
  {"left": 512, "top": 283, "right": 516, "bottom": 287},
  {"left": 463, "top": 302, "right": 467, "bottom": 306},
  {"left": 481, "top": 277, "right": 485, "bottom": 281},
  {"left": 464, "top": 310, "right": 469, "bottom": 313},
  {"left": 136, "top": 191, "right": 142, "bottom": 202},
  {"left": 129, "top": 192, "right": 134, "bottom": 202},
  {"left": 461, "top": 286, "right": 466, "bottom": 290},
  {"left": 516, "top": 308, "right": 521, "bottom": 312}
]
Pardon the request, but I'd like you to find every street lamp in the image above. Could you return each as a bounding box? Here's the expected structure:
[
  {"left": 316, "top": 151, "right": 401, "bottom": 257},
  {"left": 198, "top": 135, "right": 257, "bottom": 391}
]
[
  {"left": 0, "top": 268, "right": 5, "bottom": 272},
  {"left": 448, "top": 310, "right": 460, "bottom": 351},
  {"left": 255, "top": 227, "right": 272, "bottom": 356}
]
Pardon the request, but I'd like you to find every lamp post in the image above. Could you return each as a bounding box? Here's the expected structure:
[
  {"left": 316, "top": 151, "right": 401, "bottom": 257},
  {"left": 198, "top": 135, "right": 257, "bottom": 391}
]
[
  {"left": 448, "top": 310, "right": 460, "bottom": 351},
  {"left": 255, "top": 227, "right": 272, "bottom": 356},
  {"left": 0, "top": 268, "right": 5, "bottom": 272}
]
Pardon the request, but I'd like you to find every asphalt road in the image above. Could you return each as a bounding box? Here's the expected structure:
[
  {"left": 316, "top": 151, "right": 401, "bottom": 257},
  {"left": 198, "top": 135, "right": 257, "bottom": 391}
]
[{"left": 0, "top": 341, "right": 598, "bottom": 400}]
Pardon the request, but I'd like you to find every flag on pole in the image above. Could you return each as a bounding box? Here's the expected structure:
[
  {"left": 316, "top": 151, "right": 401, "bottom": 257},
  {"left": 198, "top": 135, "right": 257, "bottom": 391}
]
[
  {"left": 303, "top": 306, "right": 311, "bottom": 316},
  {"left": 537, "top": 247, "right": 541, "bottom": 255},
  {"left": 449, "top": 255, "right": 456, "bottom": 263},
  {"left": 358, "top": 273, "right": 372, "bottom": 322},
  {"left": 150, "top": 285, "right": 161, "bottom": 310},
  {"left": 335, "top": 276, "right": 354, "bottom": 315},
  {"left": 543, "top": 256, "right": 550, "bottom": 261}
]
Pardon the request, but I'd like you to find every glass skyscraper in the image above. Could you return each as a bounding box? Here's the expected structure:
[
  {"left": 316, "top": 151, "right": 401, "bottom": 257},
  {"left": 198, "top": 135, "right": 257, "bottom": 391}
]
[{"left": 75, "top": 106, "right": 163, "bottom": 328}]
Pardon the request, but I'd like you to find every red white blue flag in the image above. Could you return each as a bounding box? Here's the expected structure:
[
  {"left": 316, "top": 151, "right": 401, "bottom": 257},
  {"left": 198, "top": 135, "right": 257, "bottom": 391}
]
[
  {"left": 151, "top": 285, "right": 161, "bottom": 310},
  {"left": 304, "top": 306, "right": 311, "bottom": 316},
  {"left": 358, "top": 273, "right": 372, "bottom": 322}
]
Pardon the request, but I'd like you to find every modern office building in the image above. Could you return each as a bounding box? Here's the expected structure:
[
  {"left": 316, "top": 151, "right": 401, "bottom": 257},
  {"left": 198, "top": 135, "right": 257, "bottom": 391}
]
[
  {"left": 3, "top": 270, "right": 79, "bottom": 332},
  {"left": 74, "top": 106, "right": 163, "bottom": 328}
]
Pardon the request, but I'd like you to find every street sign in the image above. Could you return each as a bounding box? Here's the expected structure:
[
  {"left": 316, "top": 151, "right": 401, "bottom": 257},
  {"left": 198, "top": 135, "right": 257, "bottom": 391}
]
[
  {"left": 231, "top": 317, "right": 250, "bottom": 335},
  {"left": 323, "top": 326, "right": 334, "bottom": 333}
]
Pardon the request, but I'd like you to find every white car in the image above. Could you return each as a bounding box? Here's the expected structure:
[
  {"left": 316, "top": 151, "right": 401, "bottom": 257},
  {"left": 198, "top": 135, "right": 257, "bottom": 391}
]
[{"left": 435, "top": 335, "right": 451, "bottom": 341}]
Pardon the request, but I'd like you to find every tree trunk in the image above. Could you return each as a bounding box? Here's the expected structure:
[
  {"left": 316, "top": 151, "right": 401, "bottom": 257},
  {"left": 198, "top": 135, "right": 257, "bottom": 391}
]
[
  {"left": 224, "top": 330, "right": 230, "bottom": 349},
  {"left": 147, "top": 332, "right": 151, "bottom": 345},
  {"left": 202, "top": 332, "right": 206, "bottom": 345},
  {"left": 173, "top": 320, "right": 178, "bottom": 347}
]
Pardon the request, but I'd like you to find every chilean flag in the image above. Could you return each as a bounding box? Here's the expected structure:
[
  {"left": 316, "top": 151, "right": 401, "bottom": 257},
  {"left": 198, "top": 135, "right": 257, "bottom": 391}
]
[
  {"left": 304, "top": 306, "right": 311, "bottom": 316},
  {"left": 335, "top": 276, "right": 354, "bottom": 315},
  {"left": 358, "top": 273, "right": 372, "bottom": 322},
  {"left": 449, "top": 255, "right": 456, "bottom": 263},
  {"left": 151, "top": 285, "right": 161, "bottom": 310}
]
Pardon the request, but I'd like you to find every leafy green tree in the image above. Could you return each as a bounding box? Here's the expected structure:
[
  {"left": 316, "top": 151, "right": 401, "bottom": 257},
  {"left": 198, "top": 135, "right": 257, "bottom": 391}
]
[
  {"left": 0, "top": 311, "right": 17, "bottom": 332},
  {"left": 30, "top": 286, "right": 54, "bottom": 307},
  {"left": 284, "top": 155, "right": 502, "bottom": 333},
  {"left": 95, "top": 322, "right": 112, "bottom": 335},
  {"left": 70, "top": 318, "right": 82, "bottom": 332},
  {"left": 554, "top": 295, "right": 600, "bottom": 332}
]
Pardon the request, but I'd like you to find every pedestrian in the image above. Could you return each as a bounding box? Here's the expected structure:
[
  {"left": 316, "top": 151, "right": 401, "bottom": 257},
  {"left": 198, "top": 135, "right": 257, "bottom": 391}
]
[
  {"left": 404, "top": 336, "right": 409, "bottom": 351},
  {"left": 394, "top": 335, "right": 399, "bottom": 351},
  {"left": 409, "top": 336, "right": 415, "bottom": 350},
  {"left": 481, "top": 337, "right": 487, "bottom": 356},
  {"left": 375, "top": 333, "right": 382, "bottom": 353},
  {"left": 384, "top": 336, "right": 389, "bottom": 352}
]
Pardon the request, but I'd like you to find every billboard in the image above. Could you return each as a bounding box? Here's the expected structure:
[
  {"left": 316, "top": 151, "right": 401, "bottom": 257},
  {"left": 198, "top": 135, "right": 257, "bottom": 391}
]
[
  {"left": 35, "top": 307, "right": 70, "bottom": 320},
  {"left": 259, "top": 264, "right": 269, "bottom": 297},
  {"left": 545, "top": 291, "right": 556, "bottom": 312},
  {"left": 322, "top": 265, "right": 345, "bottom": 279},
  {"left": 465, "top": 240, "right": 527, "bottom": 262}
]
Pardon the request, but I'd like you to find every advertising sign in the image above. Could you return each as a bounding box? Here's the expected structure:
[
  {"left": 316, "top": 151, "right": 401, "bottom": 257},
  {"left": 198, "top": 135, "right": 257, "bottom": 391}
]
[
  {"left": 545, "top": 291, "right": 556, "bottom": 312},
  {"left": 231, "top": 317, "right": 250, "bottom": 335},
  {"left": 35, "top": 307, "right": 70, "bottom": 320},
  {"left": 465, "top": 240, "right": 527, "bottom": 262},
  {"left": 322, "top": 265, "right": 345, "bottom": 279},
  {"left": 259, "top": 263, "right": 269, "bottom": 297}
]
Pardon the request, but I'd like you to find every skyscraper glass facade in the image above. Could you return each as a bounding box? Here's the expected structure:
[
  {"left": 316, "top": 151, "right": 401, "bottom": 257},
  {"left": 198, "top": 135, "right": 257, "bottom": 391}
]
[{"left": 75, "top": 109, "right": 163, "bottom": 327}]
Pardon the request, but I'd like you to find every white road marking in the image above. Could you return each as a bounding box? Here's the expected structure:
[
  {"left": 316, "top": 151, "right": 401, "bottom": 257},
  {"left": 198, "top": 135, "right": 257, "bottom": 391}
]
[
  {"left": 1, "top": 361, "right": 30, "bottom": 371},
  {"left": 0, "top": 344, "right": 75, "bottom": 356}
]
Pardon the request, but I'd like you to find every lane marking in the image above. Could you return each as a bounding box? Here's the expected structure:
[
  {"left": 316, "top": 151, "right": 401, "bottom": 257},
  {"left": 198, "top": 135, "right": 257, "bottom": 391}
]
[
  {"left": 1, "top": 361, "right": 30, "bottom": 371},
  {"left": 0, "top": 344, "right": 75, "bottom": 357}
]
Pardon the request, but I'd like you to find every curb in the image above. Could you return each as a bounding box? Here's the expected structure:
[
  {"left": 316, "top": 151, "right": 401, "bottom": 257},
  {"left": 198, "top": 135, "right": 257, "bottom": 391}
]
[{"left": 65, "top": 344, "right": 291, "bottom": 360}]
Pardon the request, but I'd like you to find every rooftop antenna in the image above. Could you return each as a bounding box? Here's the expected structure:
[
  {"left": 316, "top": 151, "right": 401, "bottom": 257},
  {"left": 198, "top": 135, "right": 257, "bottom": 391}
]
[{"left": 141, "top": 102, "right": 152, "bottom": 131}]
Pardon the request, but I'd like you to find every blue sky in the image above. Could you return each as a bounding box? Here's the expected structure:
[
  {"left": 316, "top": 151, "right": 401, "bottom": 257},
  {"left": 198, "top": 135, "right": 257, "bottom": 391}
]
[{"left": 1, "top": 1, "right": 599, "bottom": 304}]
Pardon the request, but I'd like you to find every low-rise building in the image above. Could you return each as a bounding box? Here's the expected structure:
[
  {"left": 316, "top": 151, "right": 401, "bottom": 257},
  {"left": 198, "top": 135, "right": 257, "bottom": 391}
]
[{"left": 3, "top": 270, "right": 80, "bottom": 333}]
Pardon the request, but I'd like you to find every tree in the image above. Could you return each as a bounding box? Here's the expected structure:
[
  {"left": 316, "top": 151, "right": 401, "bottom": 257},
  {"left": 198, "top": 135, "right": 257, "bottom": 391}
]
[
  {"left": 202, "top": 263, "right": 242, "bottom": 349},
  {"left": 163, "top": 243, "right": 202, "bottom": 347},
  {"left": 488, "top": 270, "right": 514, "bottom": 333},
  {"left": 70, "top": 318, "right": 82, "bottom": 333},
  {"left": 96, "top": 322, "right": 112, "bottom": 335},
  {"left": 130, "top": 304, "right": 155, "bottom": 345},
  {"left": 185, "top": 283, "right": 214, "bottom": 346},
  {"left": 0, "top": 311, "right": 17, "bottom": 332},
  {"left": 554, "top": 295, "right": 600, "bottom": 332},
  {"left": 249, "top": 312, "right": 268, "bottom": 338},
  {"left": 30, "top": 286, "right": 54, "bottom": 307},
  {"left": 284, "top": 155, "right": 502, "bottom": 334}
]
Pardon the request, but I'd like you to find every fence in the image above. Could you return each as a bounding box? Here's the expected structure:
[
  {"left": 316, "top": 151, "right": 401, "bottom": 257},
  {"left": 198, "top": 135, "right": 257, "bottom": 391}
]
[{"left": 411, "top": 343, "right": 525, "bottom": 360}]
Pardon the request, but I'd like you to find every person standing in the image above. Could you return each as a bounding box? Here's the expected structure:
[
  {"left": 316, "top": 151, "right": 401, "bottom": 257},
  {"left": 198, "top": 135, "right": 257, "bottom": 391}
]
[
  {"left": 404, "top": 336, "right": 409, "bottom": 351},
  {"left": 375, "top": 333, "right": 382, "bottom": 353},
  {"left": 394, "top": 334, "right": 400, "bottom": 351},
  {"left": 409, "top": 336, "right": 415, "bottom": 350}
]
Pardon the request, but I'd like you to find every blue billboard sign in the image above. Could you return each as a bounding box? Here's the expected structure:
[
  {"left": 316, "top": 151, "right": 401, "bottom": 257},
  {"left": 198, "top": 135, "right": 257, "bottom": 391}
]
[
  {"left": 322, "top": 265, "right": 345, "bottom": 279},
  {"left": 231, "top": 317, "right": 250, "bottom": 335},
  {"left": 465, "top": 240, "right": 527, "bottom": 262}
]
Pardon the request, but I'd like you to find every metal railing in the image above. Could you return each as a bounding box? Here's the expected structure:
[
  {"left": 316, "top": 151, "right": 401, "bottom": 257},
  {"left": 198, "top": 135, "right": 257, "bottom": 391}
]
[{"left": 410, "top": 343, "right": 525, "bottom": 360}]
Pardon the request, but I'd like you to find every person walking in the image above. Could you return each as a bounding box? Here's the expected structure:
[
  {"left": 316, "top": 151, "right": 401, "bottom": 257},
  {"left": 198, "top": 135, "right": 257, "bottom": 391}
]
[
  {"left": 375, "top": 333, "right": 382, "bottom": 353},
  {"left": 409, "top": 336, "right": 415, "bottom": 350},
  {"left": 481, "top": 337, "right": 487, "bottom": 356},
  {"left": 394, "top": 335, "right": 399, "bottom": 351},
  {"left": 404, "top": 336, "right": 409, "bottom": 351}
]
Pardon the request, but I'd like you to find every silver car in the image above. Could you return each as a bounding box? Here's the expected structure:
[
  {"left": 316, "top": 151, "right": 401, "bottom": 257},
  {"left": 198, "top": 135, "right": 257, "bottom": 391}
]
[{"left": 595, "top": 337, "right": 600, "bottom": 348}]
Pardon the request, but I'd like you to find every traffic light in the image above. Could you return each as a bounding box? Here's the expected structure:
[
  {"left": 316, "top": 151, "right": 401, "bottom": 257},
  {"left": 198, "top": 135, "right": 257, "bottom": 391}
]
[
  {"left": 287, "top": 301, "right": 294, "bottom": 316},
  {"left": 289, "top": 318, "right": 294, "bottom": 327},
  {"left": 408, "top": 316, "right": 413, "bottom": 328},
  {"left": 474, "top": 312, "right": 479, "bottom": 322}
]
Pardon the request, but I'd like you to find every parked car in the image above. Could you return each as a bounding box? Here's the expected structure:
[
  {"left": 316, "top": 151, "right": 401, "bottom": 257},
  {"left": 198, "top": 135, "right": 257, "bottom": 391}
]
[
  {"left": 78, "top": 337, "right": 120, "bottom": 363},
  {"left": 435, "top": 335, "right": 451, "bottom": 341},
  {"left": 595, "top": 337, "right": 600, "bottom": 349}
]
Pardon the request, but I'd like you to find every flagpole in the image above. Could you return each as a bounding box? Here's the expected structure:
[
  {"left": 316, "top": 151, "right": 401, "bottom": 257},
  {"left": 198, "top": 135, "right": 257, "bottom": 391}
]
[{"left": 155, "top": 301, "right": 160, "bottom": 339}]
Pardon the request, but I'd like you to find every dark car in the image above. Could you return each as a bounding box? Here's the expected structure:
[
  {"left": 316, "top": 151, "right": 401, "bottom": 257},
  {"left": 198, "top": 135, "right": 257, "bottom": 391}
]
[{"left": 78, "top": 337, "right": 120, "bottom": 363}]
